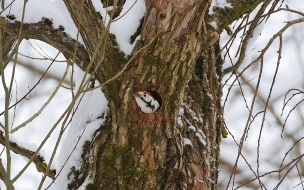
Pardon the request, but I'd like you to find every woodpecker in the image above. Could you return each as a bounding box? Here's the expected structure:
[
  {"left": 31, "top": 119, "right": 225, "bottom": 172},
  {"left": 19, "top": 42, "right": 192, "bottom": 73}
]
[{"left": 133, "top": 90, "right": 162, "bottom": 114}]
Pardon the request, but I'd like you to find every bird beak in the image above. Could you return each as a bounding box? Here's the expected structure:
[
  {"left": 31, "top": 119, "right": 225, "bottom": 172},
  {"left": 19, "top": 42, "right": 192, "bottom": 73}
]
[{"left": 133, "top": 91, "right": 144, "bottom": 97}]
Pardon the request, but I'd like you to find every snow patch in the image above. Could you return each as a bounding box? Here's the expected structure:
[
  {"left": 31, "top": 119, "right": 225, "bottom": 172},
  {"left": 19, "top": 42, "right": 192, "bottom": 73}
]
[
  {"left": 50, "top": 67, "right": 108, "bottom": 189},
  {"left": 178, "top": 106, "right": 185, "bottom": 126},
  {"left": 92, "top": 0, "right": 146, "bottom": 55},
  {"left": 1, "top": 0, "right": 82, "bottom": 43},
  {"left": 209, "top": 0, "right": 232, "bottom": 14},
  {"left": 196, "top": 132, "right": 206, "bottom": 146},
  {"left": 78, "top": 176, "right": 93, "bottom": 190},
  {"left": 187, "top": 125, "right": 196, "bottom": 132},
  {"left": 209, "top": 21, "right": 217, "bottom": 29},
  {"left": 184, "top": 138, "right": 193, "bottom": 147}
]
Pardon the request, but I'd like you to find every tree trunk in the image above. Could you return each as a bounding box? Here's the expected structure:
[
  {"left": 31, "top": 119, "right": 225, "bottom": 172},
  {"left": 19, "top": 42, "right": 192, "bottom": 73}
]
[{"left": 65, "top": 0, "right": 224, "bottom": 189}]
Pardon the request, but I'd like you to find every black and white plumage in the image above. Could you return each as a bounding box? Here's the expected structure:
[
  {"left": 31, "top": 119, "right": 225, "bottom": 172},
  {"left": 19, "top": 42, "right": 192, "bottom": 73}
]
[{"left": 133, "top": 90, "right": 162, "bottom": 114}]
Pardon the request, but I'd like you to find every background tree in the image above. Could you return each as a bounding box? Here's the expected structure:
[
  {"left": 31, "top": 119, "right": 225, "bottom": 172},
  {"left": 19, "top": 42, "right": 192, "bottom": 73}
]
[{"left": 1, "top": 0, "right": 304, "bottom": 189}]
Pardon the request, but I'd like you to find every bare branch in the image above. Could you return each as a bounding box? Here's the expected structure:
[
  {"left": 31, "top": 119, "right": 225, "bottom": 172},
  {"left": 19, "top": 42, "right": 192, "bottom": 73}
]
[
  {"left": 0, "top": 131, "right": 55, "bottom": 179},
  {"left": 222, "top": 0, "right": 272, "bottom": 75},
  {"left": 0, "top": 19, "right": 90, "bottom": 68}
]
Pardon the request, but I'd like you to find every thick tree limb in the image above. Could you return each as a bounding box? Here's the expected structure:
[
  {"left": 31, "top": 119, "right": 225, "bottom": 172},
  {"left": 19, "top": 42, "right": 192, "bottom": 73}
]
[
  {"left": 2, "top": 32, "right": 16, "bottom": 62},
  {"left": 0, "top": 19, "right": 90, "bottom": 68},
  {"left": 63, "top": 0, "right": 108, "bottom": 56},
  {"left": 211, "top": 0, "right": 264, "bottom": 32},
  {"left": 63, "top": 0, "right": 126, "bottom": 87},
  {"left": 0, "top": 131, "right": 55, "bottom": 180}
]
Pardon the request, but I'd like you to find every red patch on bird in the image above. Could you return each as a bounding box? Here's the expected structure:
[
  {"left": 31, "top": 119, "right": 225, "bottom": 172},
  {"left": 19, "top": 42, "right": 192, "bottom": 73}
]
[{"left": 140, "top": 90, "right": 152, "bottom": 96}]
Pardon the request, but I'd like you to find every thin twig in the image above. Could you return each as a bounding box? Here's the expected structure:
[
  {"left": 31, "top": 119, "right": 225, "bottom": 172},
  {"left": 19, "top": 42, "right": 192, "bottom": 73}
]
[
  {"left": 11, "top": 59, "right": 69, "bottom": 133},
  {"left": 0, "top": 53, "right": 59, "bottom": 116}
]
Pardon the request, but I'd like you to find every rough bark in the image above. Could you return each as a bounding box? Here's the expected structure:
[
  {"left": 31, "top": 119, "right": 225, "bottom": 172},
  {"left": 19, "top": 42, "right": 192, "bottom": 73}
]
[{"left": 1, "top": 0, "right": 265, "bottom": 189}]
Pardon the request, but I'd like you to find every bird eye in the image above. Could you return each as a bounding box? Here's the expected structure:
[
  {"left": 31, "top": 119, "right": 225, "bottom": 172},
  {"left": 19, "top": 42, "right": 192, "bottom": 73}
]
[{"left": 143, "top": 94, "right": 146, "bottom": 97}]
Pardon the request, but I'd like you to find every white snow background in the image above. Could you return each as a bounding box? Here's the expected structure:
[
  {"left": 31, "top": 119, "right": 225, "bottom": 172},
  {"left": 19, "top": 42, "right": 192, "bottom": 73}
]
[{"left": 0, "top": 0, "right": 304, "bottom": 189}]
